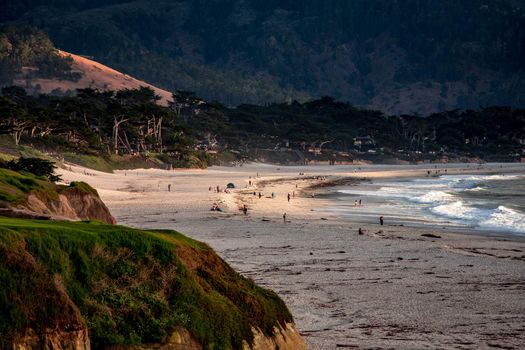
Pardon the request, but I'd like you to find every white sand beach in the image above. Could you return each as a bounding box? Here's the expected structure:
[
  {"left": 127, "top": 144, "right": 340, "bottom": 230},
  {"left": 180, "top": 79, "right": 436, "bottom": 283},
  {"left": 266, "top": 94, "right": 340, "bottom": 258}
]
[{"left": 58, "top": 163, "right": 525, "bottom": 349}]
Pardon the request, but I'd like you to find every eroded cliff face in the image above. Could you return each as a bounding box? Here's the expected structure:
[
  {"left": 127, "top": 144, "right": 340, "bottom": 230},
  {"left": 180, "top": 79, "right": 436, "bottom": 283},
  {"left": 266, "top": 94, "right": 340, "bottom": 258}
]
[
  {"left": 13, "top": 328, "right": 90, "bottom": 350},
  {"left": 247, "top": 323, "right": 307, "bottom": 350},
  {"left": 19, "top": 186, "right": 116, "bottom": 225},
  {"left": 6, "top": 250, "right": 90, "bottom": 350},
  {"left": 105, "top": 323, "right": 306, "bottom": 350}
]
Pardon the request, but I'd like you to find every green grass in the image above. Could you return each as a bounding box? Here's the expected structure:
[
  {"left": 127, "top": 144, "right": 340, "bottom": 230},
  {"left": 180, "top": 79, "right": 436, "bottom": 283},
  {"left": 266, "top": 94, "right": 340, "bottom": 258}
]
[
  {"left": 0, "top": 152, "right": 16, "bottom": 162},
  {"left": 63, "top": 153, "right": 169, "bottom": 173},
  {"left": 63, "top": 153, "right": 114, "bottom": 173},
  {"left": 0, "top": 168, "right": 53, "bottom": 204},
  {"left": 0, "top": 218, "right": 292, "bottom": 349},
  {"left": 0, "top": 169, "right": 102, "bottom": 208},
  {"left": 0, "top": 137, "right": 55, "bottom": 162},
  {"left": 66, "top": 181, "right": 98, "bottom": 195}
]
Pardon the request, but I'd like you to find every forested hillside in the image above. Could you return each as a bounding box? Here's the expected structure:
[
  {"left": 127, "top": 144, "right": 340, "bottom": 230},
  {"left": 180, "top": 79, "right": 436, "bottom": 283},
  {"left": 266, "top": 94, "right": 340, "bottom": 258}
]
[
  {"left": 1, "top": 0, "right": 524, "bottom": 114},
  {"left": 1, "top": 86, "right": 523, "bottom": 165},
  {"left": 0, "top": 25, "right": 80, "bottom": 85}
]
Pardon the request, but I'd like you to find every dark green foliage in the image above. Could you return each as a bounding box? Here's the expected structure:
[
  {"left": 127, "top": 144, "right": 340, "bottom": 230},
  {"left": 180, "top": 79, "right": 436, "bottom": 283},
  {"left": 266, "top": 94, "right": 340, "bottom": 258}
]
[
  {"left": 0, "top": 86, "right": 211, "bottom": 166},
  {"left": 0, "top": 218, "right": 292, "bottom": 349},
  {"left": 0, "top": 25, "right": 80, "bottom": 85},
  {"left": 2, "top": 1, "right": 524, "bottom": 111},
  {"left": 0, "top": 167, "right": 50, "bottom": 203},
  {"left": 0, "top": 85, "right": 524, "bottom": 163},
  {"left": 7, "top": 157, "right": 61, "bottom": 182},
  {"left": 67, "top": 181, "right": 97, "bottom": 195}
]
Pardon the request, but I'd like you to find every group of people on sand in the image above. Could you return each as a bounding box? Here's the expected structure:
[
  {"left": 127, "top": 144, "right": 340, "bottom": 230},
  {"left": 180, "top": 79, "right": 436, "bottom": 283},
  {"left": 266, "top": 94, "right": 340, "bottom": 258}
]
[
  {"left": 354, "top": 199, "right": 363, "bottom": 206},
  {"left": 209, "top": 175, "right": 297, "bottom": 223}
]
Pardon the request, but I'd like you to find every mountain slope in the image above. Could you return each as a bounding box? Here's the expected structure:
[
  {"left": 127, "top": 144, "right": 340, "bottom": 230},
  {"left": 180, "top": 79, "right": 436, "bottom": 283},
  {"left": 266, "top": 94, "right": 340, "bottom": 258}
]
[
  {"left": 3, "top": 0, "right": 525, "bottom": 114},
  {"left": 16, "top": 50, "right": 173, "bottom": 106}
]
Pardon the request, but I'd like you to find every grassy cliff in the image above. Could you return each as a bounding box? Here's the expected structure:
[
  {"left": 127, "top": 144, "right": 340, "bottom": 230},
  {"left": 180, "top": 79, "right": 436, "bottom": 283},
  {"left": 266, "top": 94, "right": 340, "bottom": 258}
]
[
  {"left": 0, "top": 167, "right": 58, "bottom": 205},
  {"left": 0, "top": 218, "right": 292, "bottom": 349}
]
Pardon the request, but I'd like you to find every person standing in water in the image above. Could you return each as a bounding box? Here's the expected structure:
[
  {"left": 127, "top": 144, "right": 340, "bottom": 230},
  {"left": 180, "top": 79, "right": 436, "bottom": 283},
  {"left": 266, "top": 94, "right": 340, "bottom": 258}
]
[
  {"left": 283, "top": 213, "right": 286, "bottom": 223},
  {"left": 379, "top": 216, "right": 384, "bottom": 226},
  {"left": 243, "top": 205, "right": 248, "bottom": 215}
]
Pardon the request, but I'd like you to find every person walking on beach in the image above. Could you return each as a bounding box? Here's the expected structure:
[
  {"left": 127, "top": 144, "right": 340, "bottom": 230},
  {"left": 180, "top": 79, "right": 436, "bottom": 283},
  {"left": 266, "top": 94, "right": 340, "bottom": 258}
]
[
  {"left": 359, "top": 199, "right": 362, "bottom": 206},
  {"left": 354, "top": 200, "right": 358, "bottom": 206},
  {"left": 243, "top": 204, "right": 248, "bottom": 215},
  {"left": 283, "top": 213, "right": 286, "bottom": 223},
  {"left": 287, "top": 193, "right": 291, "bottom": 202},
  {"left": 379, "top": 216, "right": 384, "bottom": 226},
  {"left": 358, "top": 227, "right": 364, "bottom": 235},
  {"left": 272, "top": 192, "right": 275, "bottom": 198},
  {"left": 168, "top": 184, "right": 171, "bottom": 192},
  {"left": 258, "top": 192, "right": 262, "bottom": 199}
]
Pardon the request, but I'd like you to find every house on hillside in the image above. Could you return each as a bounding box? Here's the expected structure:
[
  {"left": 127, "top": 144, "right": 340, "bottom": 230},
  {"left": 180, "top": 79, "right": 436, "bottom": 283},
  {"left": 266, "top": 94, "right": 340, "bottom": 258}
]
[{"left": 354, "top": 136, "right": 376, "bottom": 151}]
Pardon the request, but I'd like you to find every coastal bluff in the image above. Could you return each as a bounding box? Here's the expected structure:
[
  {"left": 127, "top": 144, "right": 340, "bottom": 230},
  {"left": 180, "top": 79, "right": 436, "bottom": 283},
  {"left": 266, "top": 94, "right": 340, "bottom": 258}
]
[
  {"left": 20, "top": 183, "right": 116, "bottom": 225},
  {"left": 0, "top": 168, "right": 115, "bottom": 224},
  {"left": 0, "top": 169, "right": 305, "bottom": 350}
]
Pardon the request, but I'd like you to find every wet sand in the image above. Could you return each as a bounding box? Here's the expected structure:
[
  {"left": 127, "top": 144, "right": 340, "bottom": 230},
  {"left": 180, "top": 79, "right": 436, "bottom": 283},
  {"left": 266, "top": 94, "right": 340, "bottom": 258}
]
[{"left": 58, "top": 163, "right": 525, "bottom": 349}]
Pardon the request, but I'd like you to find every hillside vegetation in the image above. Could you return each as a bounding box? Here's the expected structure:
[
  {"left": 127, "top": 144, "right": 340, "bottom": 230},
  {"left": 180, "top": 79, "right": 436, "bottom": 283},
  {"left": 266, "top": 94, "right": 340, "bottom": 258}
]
[
  {"left": 0, "top": 25, "right": 80, "bottom": 85},
  {"left": 2, "top": 0, "right": 524, "bottom": 114},
  {"left": 1, "top": 85, "right": 524, "bottom": 166},
  {"left": 0, "top": 217, "right": 293, "bottom": 349}
]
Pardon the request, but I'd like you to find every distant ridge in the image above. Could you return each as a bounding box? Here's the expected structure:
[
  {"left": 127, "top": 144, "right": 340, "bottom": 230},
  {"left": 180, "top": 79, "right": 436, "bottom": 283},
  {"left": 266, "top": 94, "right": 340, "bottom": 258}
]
[{"left": 14, "top": 50, "right": 173, "bottom": 105}]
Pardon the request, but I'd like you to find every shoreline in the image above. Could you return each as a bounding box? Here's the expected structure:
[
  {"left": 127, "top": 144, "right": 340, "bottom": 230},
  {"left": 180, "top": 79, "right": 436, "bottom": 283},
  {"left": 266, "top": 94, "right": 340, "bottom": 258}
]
[
  {"left": 249, "top": 167, "right": 525, "bottom": 241},
  {"left": 57, "top": 162, "right": 525, "bottom": 349}
]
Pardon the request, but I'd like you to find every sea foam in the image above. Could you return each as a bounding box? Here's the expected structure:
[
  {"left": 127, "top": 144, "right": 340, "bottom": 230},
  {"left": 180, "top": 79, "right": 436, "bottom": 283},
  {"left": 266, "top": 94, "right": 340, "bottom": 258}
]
[{"left": 479, "top": 206, "right": 525, "bottom": 234}]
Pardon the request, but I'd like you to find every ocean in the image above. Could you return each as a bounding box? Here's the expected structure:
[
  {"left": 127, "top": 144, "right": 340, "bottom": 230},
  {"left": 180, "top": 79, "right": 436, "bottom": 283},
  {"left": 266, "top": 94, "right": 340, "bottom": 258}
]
[{"left": 326, "top": 173, "right": 525, "bottom": 235}]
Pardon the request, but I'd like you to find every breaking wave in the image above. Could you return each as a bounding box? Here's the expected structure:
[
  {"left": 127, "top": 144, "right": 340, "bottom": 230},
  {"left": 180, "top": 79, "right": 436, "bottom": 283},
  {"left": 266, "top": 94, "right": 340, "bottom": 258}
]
[{"left": 337, "top": 173, "right": 525, "bottom": 234}]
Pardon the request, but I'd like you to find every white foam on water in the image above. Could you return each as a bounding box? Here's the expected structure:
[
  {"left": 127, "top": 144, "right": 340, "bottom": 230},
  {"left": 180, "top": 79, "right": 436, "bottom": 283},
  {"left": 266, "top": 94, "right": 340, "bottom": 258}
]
[
  {"left": 430, "top": 201, "right": 483, "bottom": 221},
  {"left": 415, "top": 190, "right": 455, "bottom": 203},
  {"left": 479, "top": 206, "right": 525, "bottom": 234},
  {"left": 464, "top": 186, "right": 486, "bottom": 192},
  {"left": 336, "top": 172, "right": 525, "bottom": 235}
]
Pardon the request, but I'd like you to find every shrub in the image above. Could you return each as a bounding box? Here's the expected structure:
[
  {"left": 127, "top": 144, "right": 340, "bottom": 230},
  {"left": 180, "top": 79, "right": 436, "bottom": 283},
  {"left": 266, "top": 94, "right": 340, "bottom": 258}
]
[{"left": 7, "top": 157, "right": 61, "bottom": 182}]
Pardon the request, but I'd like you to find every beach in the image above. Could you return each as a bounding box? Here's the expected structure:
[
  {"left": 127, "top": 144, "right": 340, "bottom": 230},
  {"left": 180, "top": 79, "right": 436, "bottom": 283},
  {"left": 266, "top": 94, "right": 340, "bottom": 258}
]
[{"left": 58, "top": 163, "right": 525, "bottom": 349}]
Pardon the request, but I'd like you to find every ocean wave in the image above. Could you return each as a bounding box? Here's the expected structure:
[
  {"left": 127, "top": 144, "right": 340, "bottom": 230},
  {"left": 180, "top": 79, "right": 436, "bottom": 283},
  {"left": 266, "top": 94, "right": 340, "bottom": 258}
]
[
  {"left": 464, "top": 186, "right": 486, "bottom": 192},
  {"left": 415, "top": 190, "right": 455, "bottom": 203},
  {"left": 430, "top": 201, "right": 482, "bottom": 220},
  {"left": 336, "top": 173, "right": 525, "bottom": 235},
  {"left": 479, "top": 206, "right": 525, "bottom": 234}
]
